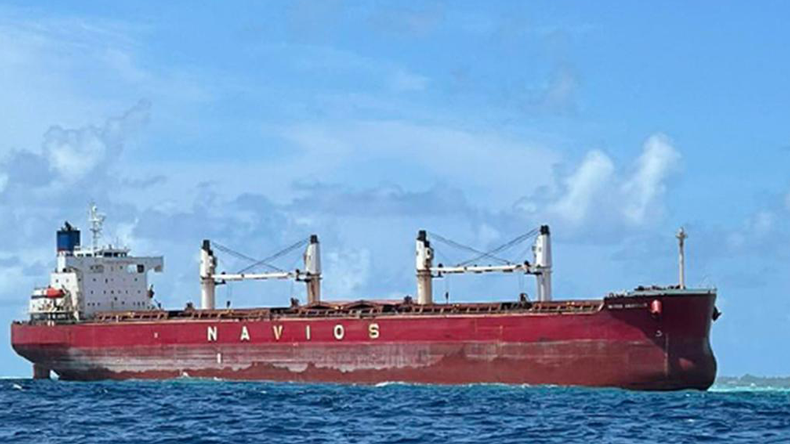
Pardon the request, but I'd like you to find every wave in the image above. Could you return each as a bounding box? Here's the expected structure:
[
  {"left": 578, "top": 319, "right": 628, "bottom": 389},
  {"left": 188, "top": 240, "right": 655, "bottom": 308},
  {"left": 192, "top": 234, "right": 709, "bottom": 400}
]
[{"left": 373, "top": 381, "right": 412, "bottom": 388}]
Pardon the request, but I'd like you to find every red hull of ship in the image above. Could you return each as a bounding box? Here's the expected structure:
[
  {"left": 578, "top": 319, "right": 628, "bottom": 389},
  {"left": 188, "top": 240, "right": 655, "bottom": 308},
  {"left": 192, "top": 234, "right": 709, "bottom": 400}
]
[{"left": 11, "top": 292, "right": 717, "bottom": 390}]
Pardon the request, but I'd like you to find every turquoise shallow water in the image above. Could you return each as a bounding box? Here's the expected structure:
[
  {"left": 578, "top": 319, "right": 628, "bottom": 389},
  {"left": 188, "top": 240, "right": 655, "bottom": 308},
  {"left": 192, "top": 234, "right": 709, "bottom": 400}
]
[{"left": 2, "top": 379, "right": 789, "bottom": 443}]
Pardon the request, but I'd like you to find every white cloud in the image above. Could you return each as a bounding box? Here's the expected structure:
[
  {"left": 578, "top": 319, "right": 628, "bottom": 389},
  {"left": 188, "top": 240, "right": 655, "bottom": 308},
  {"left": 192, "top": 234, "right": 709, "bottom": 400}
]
[
  {"left": 44, "top": 128, "right": 109, "bottom": 181},
  {"left": 30, "top": 100, "right": 150, "bottom": 185},
  {"left": 549, "top": 150, "right": 614, "bottom": 224},
  {"left": 520, "top": 133, "right": 682, "bottom": 233},
  {"left": 0, "top": 101, "right": 151, "bottom": 278},
  {"left": 621, "top": 134, "right": 681, "bottom": 225}
]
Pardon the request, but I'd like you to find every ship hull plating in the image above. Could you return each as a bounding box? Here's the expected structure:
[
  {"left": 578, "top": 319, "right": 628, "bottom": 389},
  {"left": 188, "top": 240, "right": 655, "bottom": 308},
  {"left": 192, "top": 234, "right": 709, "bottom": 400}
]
[{"left": 11, "top": 292, "right": 716, "bottom": 390}]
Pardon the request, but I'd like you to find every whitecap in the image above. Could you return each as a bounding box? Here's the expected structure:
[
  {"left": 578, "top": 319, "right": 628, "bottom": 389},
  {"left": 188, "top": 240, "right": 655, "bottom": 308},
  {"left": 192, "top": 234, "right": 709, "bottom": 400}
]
[{"left": 374, "top": 381, "right": 408, "bottom": 388}]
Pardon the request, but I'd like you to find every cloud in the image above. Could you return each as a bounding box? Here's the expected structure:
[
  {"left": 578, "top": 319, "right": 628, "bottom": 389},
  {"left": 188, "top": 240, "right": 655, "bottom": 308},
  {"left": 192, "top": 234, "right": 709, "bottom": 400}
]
[
  {"left": 621, "top": 134, "right": 682, "bottom": 225},
  {"left": 549, "top": 150, "right": 614, "bottom": 224},
  {"left": 518, "top": 133, "right": 682, "bottom": 234},
  {"left": 0, "top": 100, "right": 150, "bottom": 198},
  {"left": 42, "top": 100, "right": 151, "bottom": 182},
  {"left": 0, "top": 101, "right": 151, "bottom": 265}
]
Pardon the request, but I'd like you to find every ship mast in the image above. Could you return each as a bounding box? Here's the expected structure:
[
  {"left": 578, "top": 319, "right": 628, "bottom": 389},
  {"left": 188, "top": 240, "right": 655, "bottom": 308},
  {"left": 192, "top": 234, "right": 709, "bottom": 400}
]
[
  {"left": 88, "top": 203, "right": 106, "bottom": 252},
  {"left": 415, "top": 225, "right": 553, "bottom": 304},
  {"left": 677, "top": 227, "right": 687, "bottom": 289}
]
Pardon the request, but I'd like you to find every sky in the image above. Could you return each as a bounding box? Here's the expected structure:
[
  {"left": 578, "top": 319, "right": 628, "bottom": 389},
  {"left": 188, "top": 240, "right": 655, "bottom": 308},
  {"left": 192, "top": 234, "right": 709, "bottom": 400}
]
[{"left": 0, "top": 1, "right": 789, "bottom": 377}]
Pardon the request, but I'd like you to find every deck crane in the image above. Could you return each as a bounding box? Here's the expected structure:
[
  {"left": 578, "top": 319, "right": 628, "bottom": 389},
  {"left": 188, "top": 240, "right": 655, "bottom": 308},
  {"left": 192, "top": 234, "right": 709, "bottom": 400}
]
[
  {"left": 415, "top": 225, "right": 552, "bottom": 304},
  {"left": 199, "top": 235, "right": 321, "bottom": 310}
]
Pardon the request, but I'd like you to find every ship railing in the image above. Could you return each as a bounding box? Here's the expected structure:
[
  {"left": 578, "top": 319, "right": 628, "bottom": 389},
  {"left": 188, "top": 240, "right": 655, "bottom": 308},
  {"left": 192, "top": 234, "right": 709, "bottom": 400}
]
[{"left": 87, "top": 299, "right": 604, "bottom": 323}]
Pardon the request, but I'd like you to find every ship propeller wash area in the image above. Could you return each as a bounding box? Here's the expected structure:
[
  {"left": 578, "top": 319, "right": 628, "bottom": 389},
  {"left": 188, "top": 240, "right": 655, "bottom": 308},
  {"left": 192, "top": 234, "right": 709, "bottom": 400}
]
[{"left": 12, "top": 205, "right": 719, "bottom": 390}]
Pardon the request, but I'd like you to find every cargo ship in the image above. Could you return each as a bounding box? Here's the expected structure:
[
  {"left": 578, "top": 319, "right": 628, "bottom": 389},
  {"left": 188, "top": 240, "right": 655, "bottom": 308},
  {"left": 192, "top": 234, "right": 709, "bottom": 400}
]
[{"left": 11, "top": 205, "right": 719, "bottom": 390}]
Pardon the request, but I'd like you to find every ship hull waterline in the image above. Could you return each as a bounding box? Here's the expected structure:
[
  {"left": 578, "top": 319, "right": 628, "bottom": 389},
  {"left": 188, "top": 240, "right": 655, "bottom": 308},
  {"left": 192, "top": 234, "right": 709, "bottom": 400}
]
[{"left": 11, "top": 292, "right": 717, "bottom": 391}]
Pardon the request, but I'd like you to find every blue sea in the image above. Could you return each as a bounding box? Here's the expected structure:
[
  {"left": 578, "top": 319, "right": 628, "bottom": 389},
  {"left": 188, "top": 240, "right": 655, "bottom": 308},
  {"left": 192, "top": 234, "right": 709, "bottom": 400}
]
[{"left": 2, "top": 379, "right": 789, "bottom": 443}]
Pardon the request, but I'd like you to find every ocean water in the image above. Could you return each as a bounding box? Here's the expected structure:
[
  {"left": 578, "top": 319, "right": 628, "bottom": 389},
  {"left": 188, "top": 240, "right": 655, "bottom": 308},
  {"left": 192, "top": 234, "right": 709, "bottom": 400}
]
[{"left": 2, "top": 379, "right": 789, "bottom": 444}]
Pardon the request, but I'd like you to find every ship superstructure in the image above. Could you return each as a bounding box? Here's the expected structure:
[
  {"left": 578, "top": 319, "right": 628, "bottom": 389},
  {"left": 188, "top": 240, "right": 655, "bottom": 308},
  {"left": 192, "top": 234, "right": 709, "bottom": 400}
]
[
  {"left": 29, "top": 205, "right": 163, "bottom": 322},
  {"left": 12, "top": 206, "right": 719, "bottom": 390}
]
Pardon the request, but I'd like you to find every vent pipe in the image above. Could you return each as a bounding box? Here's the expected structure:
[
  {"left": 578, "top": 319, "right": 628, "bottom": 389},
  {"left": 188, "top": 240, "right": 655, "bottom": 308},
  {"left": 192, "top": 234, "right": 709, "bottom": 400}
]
[
  {"left": 200, "top": 239, "right": 217, "bottom": 310},
  {"left": 416, "top": 230, "right": 433, "bottom": 304}
]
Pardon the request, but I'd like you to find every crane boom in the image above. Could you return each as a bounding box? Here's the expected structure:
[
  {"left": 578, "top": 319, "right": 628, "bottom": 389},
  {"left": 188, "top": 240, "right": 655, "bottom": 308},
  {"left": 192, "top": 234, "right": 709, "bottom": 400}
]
[
  {"left": 199, "top": 236, "right": 321, "bottom": 309},
  {"left": 415, "top": 225, "right": 553, "bottom": 304}
]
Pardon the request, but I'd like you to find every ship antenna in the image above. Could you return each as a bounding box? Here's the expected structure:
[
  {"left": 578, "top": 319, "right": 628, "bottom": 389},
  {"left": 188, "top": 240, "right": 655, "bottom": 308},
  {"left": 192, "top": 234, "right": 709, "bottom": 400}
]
[
  {"left": 89, "top": 203, "right": 106, "bottom": 252},
  {"left": 676, "top": 227, "right": 688, "bottom": 289}
]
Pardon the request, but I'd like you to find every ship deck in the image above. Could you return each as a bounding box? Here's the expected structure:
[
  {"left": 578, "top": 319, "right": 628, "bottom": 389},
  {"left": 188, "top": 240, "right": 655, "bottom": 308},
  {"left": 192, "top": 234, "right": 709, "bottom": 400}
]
[
  {"left": 15, "top": 287, "right": 715, "bottom": 326},
  {"left": 18, "top": 299, "right": 607, "bottom": 325}
]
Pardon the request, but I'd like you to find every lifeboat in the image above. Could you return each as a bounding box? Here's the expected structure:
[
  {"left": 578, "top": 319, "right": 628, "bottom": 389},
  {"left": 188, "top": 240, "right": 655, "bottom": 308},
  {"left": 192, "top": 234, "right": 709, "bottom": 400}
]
[{"left": 44, "top": 287, "right": 65, "bottom": 299}]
